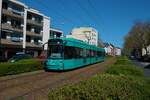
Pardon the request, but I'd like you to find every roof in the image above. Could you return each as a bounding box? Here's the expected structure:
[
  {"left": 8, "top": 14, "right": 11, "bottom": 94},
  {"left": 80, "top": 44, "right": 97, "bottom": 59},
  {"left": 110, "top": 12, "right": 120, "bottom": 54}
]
[
  {"left": 104, "top": 43, "right": 115, "bottom": 47},
  {"left": 104, "top": 43, "right": 110, "bottom": 47},
  {"left": 49, "top": 38, "right": 105, "bottom": 51},
  {"left": 72, "top": 27, "right": 98, "bottom": 33}
]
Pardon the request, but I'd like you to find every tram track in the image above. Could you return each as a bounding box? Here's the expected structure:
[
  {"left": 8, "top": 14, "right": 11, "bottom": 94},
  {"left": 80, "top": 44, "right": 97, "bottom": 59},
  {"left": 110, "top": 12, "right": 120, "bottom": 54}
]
[
  {"left": 0, "top": 72, "right": 57, "bottom": 92},
  {"left": 11, "top": 63, "right": 104, "bottom": 100},
  {"left": 0, "top": 57, "right": 116, "bottom": 100}
]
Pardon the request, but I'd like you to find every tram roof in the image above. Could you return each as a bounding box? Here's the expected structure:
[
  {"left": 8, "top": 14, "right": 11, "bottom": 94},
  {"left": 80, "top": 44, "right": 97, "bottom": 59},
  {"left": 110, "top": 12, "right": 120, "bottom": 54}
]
[{"left": 49, "top": 38, "right": 105, "bottom": 51}]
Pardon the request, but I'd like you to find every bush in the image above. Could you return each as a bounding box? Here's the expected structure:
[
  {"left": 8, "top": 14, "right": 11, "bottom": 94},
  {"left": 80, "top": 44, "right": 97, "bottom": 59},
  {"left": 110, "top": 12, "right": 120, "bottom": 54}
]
[
  {"left": 48, "top": 57, "right": 150, "bottom": 100},
  {"left": 106, "top": 57, "right": 144, "bottom": 77},
  {"left": 106, "top": 65, "right": 144, "bottom": 77},
  {"left": 0, "top": 59, "right": 43, "bottom": 76},
  {"left": 114, "top": 56, "right": 132, "bottom": 65},
  {"left": 48, "top": 74, "right": 150, "bottom": 100}
]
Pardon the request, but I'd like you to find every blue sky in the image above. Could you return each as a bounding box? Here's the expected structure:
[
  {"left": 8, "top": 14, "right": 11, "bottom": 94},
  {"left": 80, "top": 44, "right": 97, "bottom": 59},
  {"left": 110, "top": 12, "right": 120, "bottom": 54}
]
[{"left": 20, "top": 0, "right": 150, "bottom": 47}]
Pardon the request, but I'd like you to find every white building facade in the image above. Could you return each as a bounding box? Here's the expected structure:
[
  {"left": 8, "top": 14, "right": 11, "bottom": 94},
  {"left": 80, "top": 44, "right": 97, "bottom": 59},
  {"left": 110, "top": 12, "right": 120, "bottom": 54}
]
[
  {"left": 114, "top": 47, "right": 121, "bottom": 56},
  {"left": 104, "top": 43, "right": 121, "bottom": 56},
  {"left": 50, "top": 28, "right": 63, "bottom": 39},
  {"left": 0, "top": 0, "right": 50, "bottom": 58},
  {"left": 142, "top": 45, "right": 150, "bottom": 57},
  {"left": 104, "top": 45, "right": 114, "bottom": 56},
  {"left": 66, "top": 27, "right": 98, "bottom": 46}
]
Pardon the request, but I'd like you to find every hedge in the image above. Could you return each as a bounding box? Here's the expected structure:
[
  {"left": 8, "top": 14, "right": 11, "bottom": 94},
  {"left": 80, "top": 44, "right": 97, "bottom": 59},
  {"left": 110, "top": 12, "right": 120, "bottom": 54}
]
[
  {"left": 0, "top": 59, "right": 43, "bottom": 76},
  {"left": 48, "top": 74, "right": 150, "bottom": 100},
  {"left": 48, "top": 57, "right": 150, "bottom": 100},
  {"left": 106, "top": 57, "right": 144, "bottom": 77}
]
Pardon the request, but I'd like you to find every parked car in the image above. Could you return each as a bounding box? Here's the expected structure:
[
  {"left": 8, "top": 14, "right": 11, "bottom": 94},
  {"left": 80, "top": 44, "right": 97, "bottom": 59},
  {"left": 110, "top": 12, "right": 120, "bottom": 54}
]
[
  {"left": 8, "top": 53, "right": 32, "bottom": 63},
  {"left": 0, "top": 56, "right": 8, "bottom": 62}
]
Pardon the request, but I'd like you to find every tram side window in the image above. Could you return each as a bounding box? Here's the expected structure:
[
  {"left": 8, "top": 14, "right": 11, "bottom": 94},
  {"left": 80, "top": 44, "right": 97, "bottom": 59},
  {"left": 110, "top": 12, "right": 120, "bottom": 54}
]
[
  {"left": 90, "top": 50, "right": 94, "bottom": 57},
  {"left": 97, "top": 51, "right": 102, "bottom": 57},
  {"left": 97, "top": 51, "right": 105, "bottom": 57},
  {"left": 64, "top": 46, "right": 74, "bottom": 59},
  {"left": 102, "top": 51, "right": 105, "bottom": 56},
  {"left": 79, "top": 48, "right": 84, "bottom": 58},
  {"left": 64, "top": 46, "right": 84, "bottom": 59},
  {"left": 93, "top": 51, "right": 97, "bottom": 57},
  {"left": 86, "top": 50, "right": 91, "bottom": 57}
]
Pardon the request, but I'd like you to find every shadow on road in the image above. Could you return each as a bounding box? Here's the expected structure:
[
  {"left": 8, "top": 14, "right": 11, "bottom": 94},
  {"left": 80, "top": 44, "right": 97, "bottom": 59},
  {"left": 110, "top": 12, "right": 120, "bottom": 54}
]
[
  {"left": 145, "top": 64, "right": 150, "bottom": 69},
  {"left": 132, "top": 60, "right": 150, "bottom": 77}
]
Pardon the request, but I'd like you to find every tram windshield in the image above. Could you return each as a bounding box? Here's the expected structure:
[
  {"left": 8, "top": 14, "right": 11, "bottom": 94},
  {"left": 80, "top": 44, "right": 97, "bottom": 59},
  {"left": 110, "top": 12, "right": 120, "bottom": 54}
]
[{"left": 48, "top": 39, "right": 63, "bottom": 59}]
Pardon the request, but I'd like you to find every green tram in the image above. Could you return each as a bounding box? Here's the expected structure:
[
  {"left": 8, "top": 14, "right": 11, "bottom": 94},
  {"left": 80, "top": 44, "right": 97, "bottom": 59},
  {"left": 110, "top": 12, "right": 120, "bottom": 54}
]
[{"left": 45, "top": 38, "right": 105, "bottom": 71}]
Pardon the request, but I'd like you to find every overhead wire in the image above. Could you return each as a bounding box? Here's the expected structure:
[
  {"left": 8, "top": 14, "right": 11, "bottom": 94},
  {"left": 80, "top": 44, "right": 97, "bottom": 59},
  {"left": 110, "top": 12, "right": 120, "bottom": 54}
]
[
  {"left": 74, "top": 0, "right": 100, "bottom": 27},
  {"left": 58, "top": 0, "right": 90, "bottom": 26},
  {"left": 86, "top": 0, "right": 106, "bottom": 42},
  {"left": 36, "top": 0, "right": 78, "bottom": 27}
]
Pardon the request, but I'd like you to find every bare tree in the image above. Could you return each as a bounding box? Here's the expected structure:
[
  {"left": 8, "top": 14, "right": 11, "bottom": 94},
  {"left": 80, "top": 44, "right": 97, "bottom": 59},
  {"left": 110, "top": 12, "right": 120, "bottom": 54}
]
[{"left": 123, "top": 21, "right": 150, "bottom": 57}]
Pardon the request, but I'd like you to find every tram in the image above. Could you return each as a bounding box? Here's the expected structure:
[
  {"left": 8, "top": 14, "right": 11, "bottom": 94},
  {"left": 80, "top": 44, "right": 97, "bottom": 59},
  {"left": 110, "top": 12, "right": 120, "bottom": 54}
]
[{"left": 44, "top": 38, "right": 105, "bottom": 71}]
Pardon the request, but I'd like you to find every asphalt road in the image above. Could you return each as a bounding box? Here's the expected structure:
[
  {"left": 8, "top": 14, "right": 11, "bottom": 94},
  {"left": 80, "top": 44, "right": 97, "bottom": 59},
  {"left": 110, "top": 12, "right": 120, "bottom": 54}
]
[
  {"left": 132, "top": 60, "right": 150, "bottom": 77},
  {"left": 0, "top": 57, "right": 116, "bottom": 100}
]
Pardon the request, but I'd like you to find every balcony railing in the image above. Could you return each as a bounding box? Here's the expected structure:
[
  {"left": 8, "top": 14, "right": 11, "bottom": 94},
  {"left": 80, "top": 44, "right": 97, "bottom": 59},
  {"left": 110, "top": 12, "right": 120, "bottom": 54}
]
[
  {"left": 26, "top": 42, "right": 42, "bottom": 48},
  {"left": 2, "top": 23, "right": 23, "bottom": 33},
  {"left": 1, "top": 39, "right": 22, "bottom": 46},
  {"left": 26, "top": 31, "right": 42, "bottom": 37},
  {"left": 27, "top": 19, "right": 43, "bottom": 27},
  {"left": 2, "top": 9, "right": 24, "bottom": 19}
]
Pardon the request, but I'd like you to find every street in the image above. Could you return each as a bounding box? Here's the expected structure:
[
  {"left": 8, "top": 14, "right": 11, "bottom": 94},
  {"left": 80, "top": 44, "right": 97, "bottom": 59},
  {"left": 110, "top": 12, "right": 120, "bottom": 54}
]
[
  {"left": 0, "top": 58, "right": 115, "bottom": 100},
  {"left": 132, "top": 60, "right": 150, "bottom": 77}
]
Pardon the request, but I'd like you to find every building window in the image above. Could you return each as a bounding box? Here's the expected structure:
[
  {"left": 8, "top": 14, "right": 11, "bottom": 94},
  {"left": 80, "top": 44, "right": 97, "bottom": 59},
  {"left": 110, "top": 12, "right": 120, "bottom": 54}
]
[
  {"left": 26, "top": 36, "right": 31, "bottom": 42},
  {"left": 2, "top": 2, "right": 8, "bottom": 9},
  {"left": 34, "top": 28, "right": 42, "bottom": 34},
  {"left": 11, "top": 19, "right": 22, "bottom": 29},
  {"left": 27, "top": 25, "right": 31, "bottom": 31},
  {"left": 2, "top": 15, "right": 7, "bottom": 23},
  {"left": 34, "top": 37, "right": 42, "bottom": 45},
  {"left": 27, "top": 13, "right": 32, "bottom": 20},
  {"left": 50, "top": 31, "right": 55, "bottom": 38},
  {"left": 11, "top": 4, "right": 24, "bottom": 15},
  {"left": 11, "top": 32, "right": 23, "bottom": 42},
  {"left": 1, "top": 31, "right": 6, "bottom": 39}
]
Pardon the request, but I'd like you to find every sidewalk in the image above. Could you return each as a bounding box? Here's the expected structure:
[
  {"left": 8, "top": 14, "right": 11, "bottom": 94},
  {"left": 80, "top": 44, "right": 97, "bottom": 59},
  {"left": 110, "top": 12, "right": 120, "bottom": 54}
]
[{"left": 132, "top": 60, "right": 150, "bottom": 77}]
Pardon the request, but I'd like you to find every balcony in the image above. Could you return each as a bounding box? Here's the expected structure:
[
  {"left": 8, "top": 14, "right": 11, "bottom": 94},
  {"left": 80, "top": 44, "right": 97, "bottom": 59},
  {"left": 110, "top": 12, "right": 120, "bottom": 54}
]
[
  {"left": 27, "top": 19, "right": 43, "bottom": 27},
  {"left": 26, "top": 42, "right": 42, "bottom": 48},
  {"left": 2, "top": 9, "right": 24, "bottom": 19},
  {"left": 2, "top": 23, "right": 23, "bottom": 33},
  {"left": 26, "top": 31, "right": 42, "bottom": 37},
  {"left": 1, "top": 39, "right": 22, "bottom": 46}
]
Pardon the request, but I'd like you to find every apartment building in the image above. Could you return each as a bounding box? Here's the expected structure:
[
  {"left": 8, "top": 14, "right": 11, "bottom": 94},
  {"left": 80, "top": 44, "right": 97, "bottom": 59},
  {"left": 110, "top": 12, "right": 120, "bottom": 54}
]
[
  {"left": 66, "top": 27, "right": 98, "bottom": 46},
  {"left": 0, "top": 0, "right": 50, "bottom": 58},
  {"left": 26, "top": 9, "right": 50, "bottom": 56},
  {"left": 50, "top": 28, "right": 63, "bottom": 38}
]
